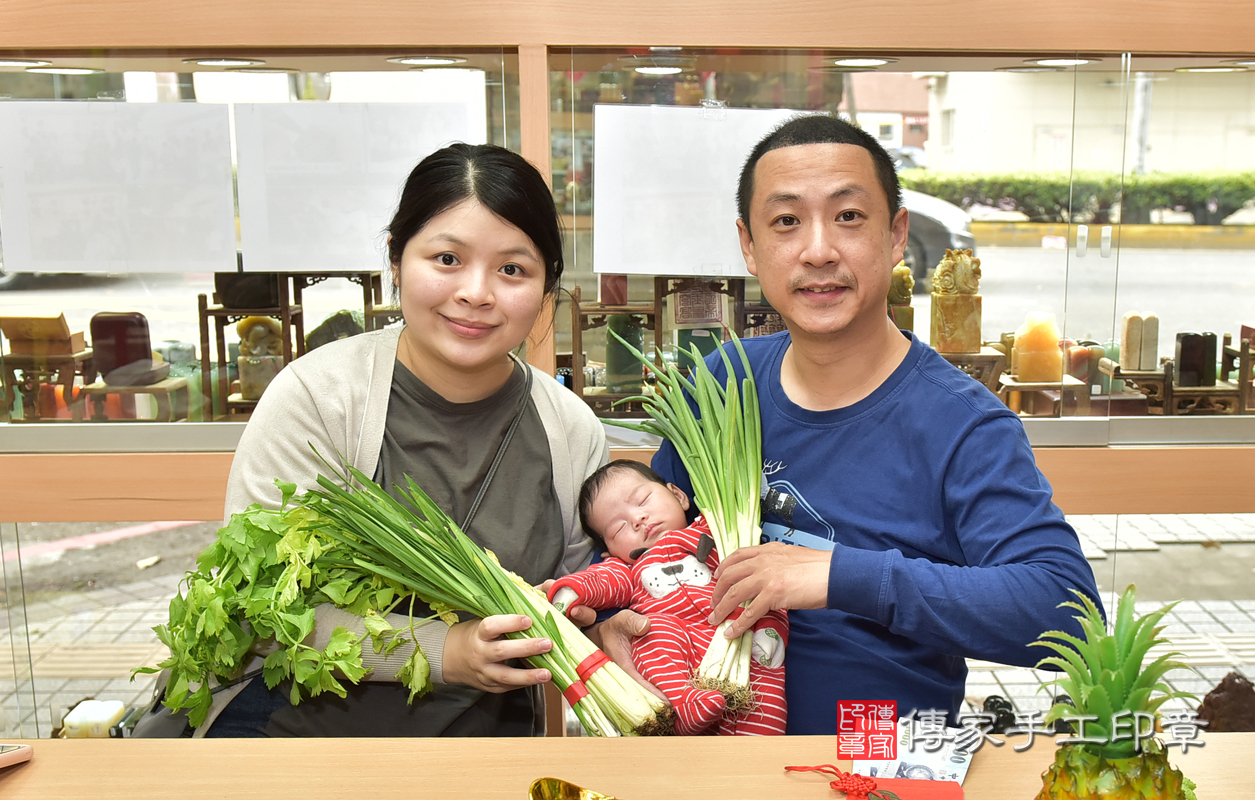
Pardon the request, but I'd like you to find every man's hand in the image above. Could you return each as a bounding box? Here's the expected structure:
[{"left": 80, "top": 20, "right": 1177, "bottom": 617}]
[
  {"left": 442, "top": 615, "right": 553, "bottom": 693},
  {"left": 708, "top": 543, "right": 831, "bottom": 638},
  {"left": 578, "top": 609, "right": 668, "bottom": 702}
]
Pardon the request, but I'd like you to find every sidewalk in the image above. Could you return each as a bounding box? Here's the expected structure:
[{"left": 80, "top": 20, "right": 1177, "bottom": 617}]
[
  {"left": 2, "top": 515, "right": 1253, "bottom": 738},
  {"left": 970, "top": 221, "right": 1255, "bottom": 249}
]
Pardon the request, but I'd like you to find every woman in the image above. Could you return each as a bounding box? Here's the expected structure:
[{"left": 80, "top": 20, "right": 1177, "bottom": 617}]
[{"left": 205, "top": 144, "right": 607, "bottom": 736}]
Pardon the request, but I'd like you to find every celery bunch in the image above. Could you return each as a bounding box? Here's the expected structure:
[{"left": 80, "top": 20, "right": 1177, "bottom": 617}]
[{"left": 135, "top": 484, "right": 429, "bottom": 728}]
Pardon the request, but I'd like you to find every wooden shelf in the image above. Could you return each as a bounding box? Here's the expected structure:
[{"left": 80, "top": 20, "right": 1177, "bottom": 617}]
[{"left": 577, "top": 303, "right": 655, "bottom": 317}]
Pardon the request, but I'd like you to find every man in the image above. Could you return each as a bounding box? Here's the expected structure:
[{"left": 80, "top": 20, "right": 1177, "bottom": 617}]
[{"left": 651, "top": 114, "right": 1102, "bottom": 734}]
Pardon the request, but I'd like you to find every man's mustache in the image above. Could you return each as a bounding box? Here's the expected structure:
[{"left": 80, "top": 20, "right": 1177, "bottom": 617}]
[{"left": 786, "top": 270, "right": 857, "bottom": 292}]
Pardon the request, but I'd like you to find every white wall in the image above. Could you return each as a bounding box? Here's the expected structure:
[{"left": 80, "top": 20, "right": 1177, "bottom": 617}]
[
  {"left": 1141, "top": 72, "right": 1255, "bottom": 172},
  {"left": 927, "top": 70, "right": 1255, "bottom": 174}
]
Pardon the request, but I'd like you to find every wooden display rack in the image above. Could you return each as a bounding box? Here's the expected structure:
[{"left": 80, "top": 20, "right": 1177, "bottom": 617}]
[
  {"left": 1, "top": 350, "right": 96, "bottom": 422},
  {"left": 197, "top": 271, "right": 388, "bottom": 420},
  {"left": 568, "top": 281, "right": 661, "bottom": 417},
  {"left": 728, "top": 279, "right": 783, "bottom": 337},
  {"left": 568, "top": 277, "right": 755, "bottom": 416},
  {"left": 0, "top": 314, "right": 95, "bottom": 422},
  {"left": 1220, "top": 333, "right": 1253, "bottom": 414},
  {"left": 1101, "top": 338, "right": 1253, "bottom": 416},
  {"left": 941, "top": 346, "right": 1007, "bottom": 394}
]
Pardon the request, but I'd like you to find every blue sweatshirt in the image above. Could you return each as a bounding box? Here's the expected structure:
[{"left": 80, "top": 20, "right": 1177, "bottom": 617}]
[{"left": 651, "top": 331, "right": 1102, "bottom": 733}]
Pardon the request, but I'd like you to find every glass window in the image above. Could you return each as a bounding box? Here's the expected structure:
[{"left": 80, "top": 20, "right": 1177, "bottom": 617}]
[
  {"left": 550, "top": 48, "right": 1255, "bottom": 437},
  {"left": 1, "top": 49, "right": 519, "bottom": 425}
]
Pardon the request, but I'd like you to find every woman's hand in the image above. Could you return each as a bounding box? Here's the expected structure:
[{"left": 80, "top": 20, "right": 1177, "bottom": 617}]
[
  {"left": 582, "top": 610, "right": 668, "bottom": 702},
  {"left": 441, "top": 615, "right": 553, "bottom": 693}
]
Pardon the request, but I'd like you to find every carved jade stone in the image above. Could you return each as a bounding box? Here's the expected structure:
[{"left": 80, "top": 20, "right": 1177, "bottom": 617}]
[
  {"left": 888, "top": 263, "right": 915, "bottom": 332},
  {"left": 930, "top": 248, "right": 982, "bottom": 354}
]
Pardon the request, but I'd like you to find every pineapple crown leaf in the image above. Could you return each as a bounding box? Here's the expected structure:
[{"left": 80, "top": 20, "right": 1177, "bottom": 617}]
[
  {"left": 1112, "top": 584, "right": 1138, "bottom": 652},
  {"left": 1078, "top": 683, "right": 1115, "bottom": 740},
  {"left": 1031, "top": 630, "right": 1102, "bottom": 680},
  {"left": 1033, "top": 655, "right": 1084, "bottom": 698},
  {"left": 1119, "top": 618, "right": 1175, "bottom": 690},
  {"left": 1130, "top": 653, "right": 1190, "bottom": 695},
  {"left": 1032, "top": 645, "right": 1095, "bottom": 693},
  {"left": 1099, "top": 669, "right": 1128, "bottom": 712}
]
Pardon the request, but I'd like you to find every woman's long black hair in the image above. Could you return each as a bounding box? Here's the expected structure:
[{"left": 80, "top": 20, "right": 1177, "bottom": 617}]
[{"left": 387, "top": 143, "right": 563, "bottom": 295}]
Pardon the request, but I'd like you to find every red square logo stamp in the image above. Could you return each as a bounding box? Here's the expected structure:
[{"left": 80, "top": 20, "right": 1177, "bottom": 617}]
[{"left": 837, "top": 701, "right": 898, "bottom": 760}]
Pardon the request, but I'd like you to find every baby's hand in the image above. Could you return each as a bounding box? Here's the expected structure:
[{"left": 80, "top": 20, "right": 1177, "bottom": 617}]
[
  {"left": 752, "top": 626, "right": 785, "bottom": 668},
  {"left": 550, "top": 586, "right": 582, "bottom": 618}
]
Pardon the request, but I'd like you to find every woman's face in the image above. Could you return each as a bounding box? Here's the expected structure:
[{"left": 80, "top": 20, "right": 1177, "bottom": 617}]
[{"left": 392, "top": 198, "right": 547, "bottom": 379}]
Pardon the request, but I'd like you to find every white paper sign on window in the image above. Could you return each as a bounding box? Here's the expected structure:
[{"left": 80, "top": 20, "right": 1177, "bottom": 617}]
[
  {"left": 235, "top": 97, "right": 488, "bottom": 274},
  {"left": 593, "top": 104, "right": 806, "bottom": 276},
  {"left": 0, "top": 102, "right": 237, "bottom": 273}
]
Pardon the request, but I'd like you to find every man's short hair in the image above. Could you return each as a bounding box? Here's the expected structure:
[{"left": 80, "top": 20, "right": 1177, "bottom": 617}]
[
  {"left": 736, "top": 114, "right": 903, "bottom": 238},
  {"left": 577, "top": 459, "right": 670, "bottom": 551}
]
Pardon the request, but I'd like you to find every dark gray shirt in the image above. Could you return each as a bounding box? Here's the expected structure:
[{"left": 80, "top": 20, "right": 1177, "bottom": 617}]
[{"left": 377, "top": 358, "right": 563, "bottom": 586}]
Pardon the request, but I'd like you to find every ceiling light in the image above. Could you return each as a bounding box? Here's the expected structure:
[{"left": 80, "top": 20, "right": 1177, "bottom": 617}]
[
  {"left": 1221, "top": 58, "right": 1255, "bottom": 66},
  {"left": 26, "top": 67, "right": 102, "bottom": 75},
  {"left": 617, "top": 55, "right": 695, "bottom": 70},
  {"left": 183, "top": 58, "right": 266, "bottom": 67},
  {"left": 808, "top": 66, "right": 876, "bottom": 74},
  {"left": 1174, "top": 66, "right": 1247, "bottom": 73},
  {"left": 387, "top": 56, "right": 467, "bottom": 66},
  {"left": 0, "top": 58, "right": 51, "bottom": 67},
  {"left": 636, "top": 66, "right": 683, "bottom": 75},
  {"left": 996, "top": 66, "right": 1067, "bottom": 73},
  {"left": 832, "top": 58, "right": 897, "bottom": 67},
  {"left": 410, "top": 67, "right": 485, "bottom": 74},
  {"left": 1027, "top": 58, "right": 1098, "bottom": 67},
  {"left": 226, "top": 66, "right": 298, "bottom": 74}
]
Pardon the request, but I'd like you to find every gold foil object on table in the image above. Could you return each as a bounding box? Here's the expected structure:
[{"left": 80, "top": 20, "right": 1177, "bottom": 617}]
[
  {"left": 929, "top": 248, "right": 983, "bottom": 354},
  {"left": 528, "top": 777, "right": 618, "bottom": 800}
]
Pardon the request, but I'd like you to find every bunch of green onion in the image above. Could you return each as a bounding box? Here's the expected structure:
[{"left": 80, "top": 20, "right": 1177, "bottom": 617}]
[
  {"left": 607, "top": 330, "right": 763, "bottom": 709},
  {"left": 303, "top": 464, "right": 671, "bottom": 737}
]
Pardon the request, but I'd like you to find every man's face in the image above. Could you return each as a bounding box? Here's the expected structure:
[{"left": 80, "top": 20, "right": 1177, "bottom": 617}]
[{"left": 737, "top": 143, "right": 908, "bottom": 342}]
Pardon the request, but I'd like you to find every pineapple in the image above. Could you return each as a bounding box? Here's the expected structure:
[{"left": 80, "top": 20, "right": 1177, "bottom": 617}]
[{"left": 1032, "top": 585, "right": 1198, "bottom": 800}]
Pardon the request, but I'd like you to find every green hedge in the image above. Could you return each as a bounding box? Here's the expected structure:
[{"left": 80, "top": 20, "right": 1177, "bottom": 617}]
[{"left": 899, "top": 170, "right": 1255, "bottom": 225}]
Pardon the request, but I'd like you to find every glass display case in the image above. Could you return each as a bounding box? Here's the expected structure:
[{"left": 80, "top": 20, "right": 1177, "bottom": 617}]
[
  {"left": 0, "top": 49, "right": 520, "bottom": 425},
  {"left": 1, "top": 6, "right": 1253, "bottom": 744},
  {"left": 550, "top": 48, "right": 1255, "bottom": 438}
]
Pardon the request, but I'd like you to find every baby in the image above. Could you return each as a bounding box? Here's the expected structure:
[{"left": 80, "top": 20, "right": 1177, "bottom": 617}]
[{"left": 548, "top": 460, "right": 787, "bottom": 736}]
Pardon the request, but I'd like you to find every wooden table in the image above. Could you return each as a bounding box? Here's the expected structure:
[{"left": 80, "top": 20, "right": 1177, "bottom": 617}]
[
  {"left": 82, "top": 376, "right": 190, "bottom": 422},
  {"left": 998, "top": 373, "right": 1091, "bottom": 416},
  {"left": 1, "top": 349, "right": 95, "bottom": 421},
  {"left": 0, "top": 733, "right": 1245, "bottom": 799}
]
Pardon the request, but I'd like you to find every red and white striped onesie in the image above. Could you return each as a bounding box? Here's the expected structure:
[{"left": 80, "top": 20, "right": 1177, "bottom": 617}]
[{"left": 549, "top": 516, "right": 787, "bottom": 736}]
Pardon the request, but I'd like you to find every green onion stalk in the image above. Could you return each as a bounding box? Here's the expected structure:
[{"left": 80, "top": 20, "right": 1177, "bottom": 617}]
[
  {"left": 301, "top": 463, "right": 672, "bottom": 737},
  {"left": 605, "top": 329, "right": 763, "bottom": 711}
]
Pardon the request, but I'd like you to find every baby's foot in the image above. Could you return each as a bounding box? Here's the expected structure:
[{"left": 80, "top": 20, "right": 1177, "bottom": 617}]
[{"left": 673, "top": 686, "right": 726, "bottom": 735}]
